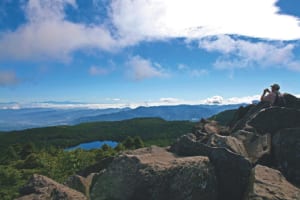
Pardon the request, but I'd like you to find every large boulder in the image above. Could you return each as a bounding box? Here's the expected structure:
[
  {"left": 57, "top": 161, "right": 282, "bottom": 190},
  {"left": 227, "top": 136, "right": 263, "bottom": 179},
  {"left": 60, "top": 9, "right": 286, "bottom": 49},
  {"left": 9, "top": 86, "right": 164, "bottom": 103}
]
[
  {"left": 16, "top": 174, "right": 88, "bottom": 200},
  {"left": 209, "top": 148, "right": 252, "bottom": 200},
  {"left": 90, "top": 146, "right": 218, "bottom": 200},
  {"left": 248, "top": 107, "right": 300, "bottom": 134},
  {"left": 207, "top": 134, "right": 248, "bottom": 156},
  {"left": 283, "top": 93, "right": 300, "bottom": 109},
  {"left": 230, "top": 94, "right": 300, "bottom": 133},
  {"left": 170, "top": 133, "right": 212, "bottom": 156},
  {"left": 171, "top": 129, "right": 252, "bottom": 200},
  {"left": 193, "top": 119, "right": 224, "bottom": 135},
  {"left": 64, "top": 174, "right": 94, "bottom": 198},
  {"left": 172, "top": 118, "right": 272, "bottom": 166},
  {"left": 232, "top": 130, "right": 271, "bottom": 164},
  {"left": 230, "top": 102, "right": 270, "bottom": 133},
  {"left": 273, "top": 128, "right": 300, "bottom": 185},
  {"left": 171, "top": 131, "right": 248, "bottom": 158},
  {"left": 244, "top": 165, "right": 300, "bottom": 200}
]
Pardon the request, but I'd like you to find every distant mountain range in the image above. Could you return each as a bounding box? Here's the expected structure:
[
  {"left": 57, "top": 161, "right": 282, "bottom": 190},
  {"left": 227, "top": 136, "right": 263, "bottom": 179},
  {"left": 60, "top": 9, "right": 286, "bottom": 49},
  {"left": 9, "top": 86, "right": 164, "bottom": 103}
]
[{"left": 0, "top": 104, "right": 244, "bottom": 131}]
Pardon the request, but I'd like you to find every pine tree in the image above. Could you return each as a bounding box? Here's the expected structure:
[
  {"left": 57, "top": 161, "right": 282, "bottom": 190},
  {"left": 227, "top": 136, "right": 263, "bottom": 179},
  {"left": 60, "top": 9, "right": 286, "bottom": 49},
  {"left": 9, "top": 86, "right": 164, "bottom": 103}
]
[
  {"left": 123, "top": 136, "right": 135, "bottom": 149},
  {"left": 133, "top": 136, "right": 144, "bottom": 149}
]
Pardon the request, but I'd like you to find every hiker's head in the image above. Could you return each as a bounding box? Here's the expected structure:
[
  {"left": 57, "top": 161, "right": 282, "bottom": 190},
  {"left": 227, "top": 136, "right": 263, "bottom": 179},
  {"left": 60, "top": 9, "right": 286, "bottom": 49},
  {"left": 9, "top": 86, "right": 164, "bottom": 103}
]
[{"left": 271, "top": 83, "right": 280, "bottom": 92}]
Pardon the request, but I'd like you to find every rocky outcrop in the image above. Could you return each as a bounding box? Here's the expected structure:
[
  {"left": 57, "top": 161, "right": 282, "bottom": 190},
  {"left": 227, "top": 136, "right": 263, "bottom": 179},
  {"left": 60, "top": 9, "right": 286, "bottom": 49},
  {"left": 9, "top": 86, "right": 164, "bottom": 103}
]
[
  {"left": 16, "top": 174, "right": 88, "bottom": 200},
  {"left": 229, "top": 102, "right": 269, "bottom": 132},
  {"left": 209, "top": 148, "right": 252, "bottom": 200},
  {"left": 273, "top": 128, "right": 300, "bottom": 185},
  {"left": 232, "top": 130, "right": 271, "bottom": 164},
  {"left": 170, "top": 133, "right": 212, "bottom": 156},
  {"left": 64, "top": 174, "right": 93, "bottom": 198},
  {"left": 244, "top": 165, "right": 300, "bottom": 200},
  {"left": 248, "top": 107, "right": 300, "bottom": 134},
  {"left": 90, "top": 146, "right": 218, "bottom": 200},
  {"left": 169, "top": 94, "right": 300, "bottom": 200},
  {"left": 230, "top": 93, "right": 300, "bottom": 133},
  {"left": 171, "top": 120, "right": 248, "bottom": 158},
  {"left": 283, "top": 93, "right": 300, "bottom": 109}
]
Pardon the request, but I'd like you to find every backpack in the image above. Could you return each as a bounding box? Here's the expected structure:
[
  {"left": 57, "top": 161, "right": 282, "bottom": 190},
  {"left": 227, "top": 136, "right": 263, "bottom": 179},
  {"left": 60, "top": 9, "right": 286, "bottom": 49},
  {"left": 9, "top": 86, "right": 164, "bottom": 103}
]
[{"left": 273, "top": 92, "right": 286, "bottom": 107}]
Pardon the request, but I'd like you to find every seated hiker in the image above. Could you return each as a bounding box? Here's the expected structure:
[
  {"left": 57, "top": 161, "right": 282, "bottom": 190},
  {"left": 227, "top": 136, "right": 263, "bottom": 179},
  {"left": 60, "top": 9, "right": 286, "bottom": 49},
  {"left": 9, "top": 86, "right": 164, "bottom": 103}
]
[{"left": 260, "top": 83, "right": 285, "bottom": 106}]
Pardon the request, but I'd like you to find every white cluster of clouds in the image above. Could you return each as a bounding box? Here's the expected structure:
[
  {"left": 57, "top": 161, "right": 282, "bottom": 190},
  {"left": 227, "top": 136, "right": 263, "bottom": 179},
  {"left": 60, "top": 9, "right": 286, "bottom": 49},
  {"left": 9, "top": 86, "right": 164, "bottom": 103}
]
[
  {"left": 203, "top": 96, "right": 224, "bottom": 104},
  {"left": 0, "top": 0, "right": 299, "bottom": 61},
  {"left": 198, "top": 35, "right": 300, "bottom": 70},
  {"left": 201, "top": 95, "right": 260, "bottom": 105},
  {"left": 111, "top": 0, "right": 300, "bottom": 41},
  {"left": 0, "top": 0, "right": 117, "bottom": 61},
  {"left": 0, "top": 95, "right": 261, "bottom": 109},
  {"left": 126, "top": 56, "right": 168, "bottom": 80}
]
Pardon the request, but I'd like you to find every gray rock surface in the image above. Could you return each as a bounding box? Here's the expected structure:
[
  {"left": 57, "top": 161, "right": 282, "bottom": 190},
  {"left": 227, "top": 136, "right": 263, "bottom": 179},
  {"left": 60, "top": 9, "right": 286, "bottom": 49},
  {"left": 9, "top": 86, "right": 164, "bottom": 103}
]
[
  {"left": 273, "top": 128, "right": 300, "bottom": 185},
  {"left": 90, "top": 146, "right": 218, "bottom": 200},
  {"left": 232, "top": 130, "right": 271, "bottom": 164},
  {"left": 16, "top": 174, "right": 88, "bottom": 200},
  {"left": 209, "top": 148, "right": 252, "bottom": 200},
  {"left": 248, "top": 107, "right": 300, "bottom": 134},
  {"left": 244, "top": 165, "right": 300, "bottom": 200},
  {"left": 64, "top": 174, "right": 92, "bottom": 198}
]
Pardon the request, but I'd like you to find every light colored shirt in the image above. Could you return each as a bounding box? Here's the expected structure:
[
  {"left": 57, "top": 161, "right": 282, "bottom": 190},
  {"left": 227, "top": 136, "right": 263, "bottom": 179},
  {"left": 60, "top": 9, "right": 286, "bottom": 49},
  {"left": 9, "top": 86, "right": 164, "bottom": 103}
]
[{"left": 262, "top": 92, "right": 277, "bottom": 105}]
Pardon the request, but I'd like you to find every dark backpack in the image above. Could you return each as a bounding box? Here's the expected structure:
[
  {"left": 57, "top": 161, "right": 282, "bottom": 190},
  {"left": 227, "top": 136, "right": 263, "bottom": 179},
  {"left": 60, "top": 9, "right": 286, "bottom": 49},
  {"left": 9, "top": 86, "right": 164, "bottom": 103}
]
[{"left": 273, "top": 93, "right": 286, "bottom": 107}]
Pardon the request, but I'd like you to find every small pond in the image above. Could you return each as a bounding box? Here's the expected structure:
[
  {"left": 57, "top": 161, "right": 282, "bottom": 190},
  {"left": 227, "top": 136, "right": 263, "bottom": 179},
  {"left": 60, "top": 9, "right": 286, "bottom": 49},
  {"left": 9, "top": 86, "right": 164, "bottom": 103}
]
[{"left": 66, "top": 140, "right": 118, "bottom": 151}]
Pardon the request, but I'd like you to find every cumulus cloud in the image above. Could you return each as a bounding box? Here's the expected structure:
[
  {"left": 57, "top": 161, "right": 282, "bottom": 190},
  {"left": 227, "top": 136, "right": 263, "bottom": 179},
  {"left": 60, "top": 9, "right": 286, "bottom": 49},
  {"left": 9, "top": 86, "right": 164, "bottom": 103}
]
[
  {"left": 204, "top": 96, "right": 224, "bottom": 104},
  {"left": 126, "top": 56, "right": 168, "bottom": 80},
  {"left": 109, "top": 0, "right": 300, "bottom": 72},
  {"left": 0, "top": 0, "right": 117, "bottom": 61},
  {"left": 198, "top": 35, "right": 300, "bottom": 70},
  {"left": 1, "top": 0, "right": 300, "bottom": 64},
  {"left": 0, "top": 70, "right": 19, "bottom": 86},
  {"left": 226, "top": 95, "right": 260, "bottom": 104},
  {"left": 110, "top": 0, "right": 300, "bottom": 43},
  {"left": 202, "top": 95, "right": 260, "bottom": 105}
]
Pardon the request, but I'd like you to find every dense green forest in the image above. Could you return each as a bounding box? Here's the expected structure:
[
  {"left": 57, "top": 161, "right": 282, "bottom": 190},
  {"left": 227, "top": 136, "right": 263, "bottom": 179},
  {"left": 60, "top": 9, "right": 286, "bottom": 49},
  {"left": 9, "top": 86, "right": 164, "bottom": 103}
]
[
  {"left": 0, "top": 118, "right": 195, "bottom": 153},
  {"left": 0, "top": 118, "right": 196, "bottom": 199}
]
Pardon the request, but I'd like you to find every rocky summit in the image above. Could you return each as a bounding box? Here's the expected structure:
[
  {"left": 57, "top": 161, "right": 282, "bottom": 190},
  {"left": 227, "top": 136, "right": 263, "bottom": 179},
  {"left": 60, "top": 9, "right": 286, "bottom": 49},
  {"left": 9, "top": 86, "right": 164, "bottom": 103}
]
[{"left": 16, "top": 93, "right": 300, "bottom": 200}]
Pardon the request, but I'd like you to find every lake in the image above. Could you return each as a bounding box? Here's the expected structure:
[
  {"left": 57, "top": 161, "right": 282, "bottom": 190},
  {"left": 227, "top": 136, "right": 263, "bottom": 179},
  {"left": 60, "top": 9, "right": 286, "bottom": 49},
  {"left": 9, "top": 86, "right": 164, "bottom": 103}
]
[{"left": 66, "top": 140, "right": 118, "bottom": 151}]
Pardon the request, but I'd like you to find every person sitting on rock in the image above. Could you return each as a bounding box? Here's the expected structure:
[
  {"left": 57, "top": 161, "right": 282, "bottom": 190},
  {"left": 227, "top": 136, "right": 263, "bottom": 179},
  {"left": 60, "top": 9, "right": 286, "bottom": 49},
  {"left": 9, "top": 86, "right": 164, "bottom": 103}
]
[{"left": 260, "top": 83, "right": 285, "bottom": 106}]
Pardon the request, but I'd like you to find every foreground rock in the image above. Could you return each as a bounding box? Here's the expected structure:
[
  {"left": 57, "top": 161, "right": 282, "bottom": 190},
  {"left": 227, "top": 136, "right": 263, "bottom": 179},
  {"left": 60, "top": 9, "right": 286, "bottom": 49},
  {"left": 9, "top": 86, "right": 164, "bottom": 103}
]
[
  {"left": 171, "top": 132, "right": 252, "bottom": 200},
  {"left": 16, "top": 174, "right": 87, "bottom": 200},
  {"left": 209, "top": 148, "right": 252, "bottom": 200},
  {"left": 273, "top": 128, "right": 300, "bottom": 185},
  {"left": 90, "top": 146, "right": 218, "bottom": 200},
  {"left": 64, "top": 174, "right": 94, "bottom": 198},
  {"left": 244, "top": 165, "right": 300, "bottom": 200}
]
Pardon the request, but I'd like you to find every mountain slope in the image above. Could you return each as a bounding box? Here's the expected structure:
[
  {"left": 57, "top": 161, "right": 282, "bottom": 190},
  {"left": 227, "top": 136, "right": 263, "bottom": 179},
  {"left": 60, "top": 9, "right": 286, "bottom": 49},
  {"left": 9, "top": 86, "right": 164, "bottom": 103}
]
[{"left": 74, "top": 104, "right": 243, "bottom": 124}]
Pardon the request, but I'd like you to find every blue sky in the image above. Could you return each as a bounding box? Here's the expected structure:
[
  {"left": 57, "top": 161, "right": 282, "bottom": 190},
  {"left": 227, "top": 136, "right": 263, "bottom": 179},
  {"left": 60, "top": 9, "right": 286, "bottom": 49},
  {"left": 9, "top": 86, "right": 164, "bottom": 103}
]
[{"left": 0, "top": 0, "right": 300, "bottom": 108}]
